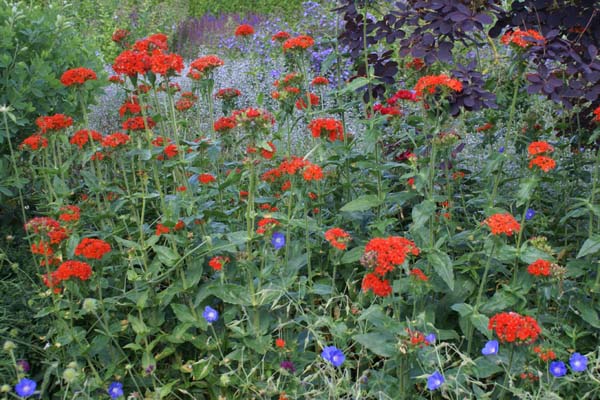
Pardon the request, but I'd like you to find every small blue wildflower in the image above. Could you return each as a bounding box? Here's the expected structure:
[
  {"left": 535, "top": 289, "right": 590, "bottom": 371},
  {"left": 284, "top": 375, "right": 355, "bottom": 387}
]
[
  {"left": 481, "top": 340, "right": 499, "bottom": 356},
  {"left": 425, "top": 333, "right": 436, "bottom": 345},
  {"left": 525, "top": 208, "right": 536, "bottom": 221},
  {"left": 499, "top": 146, "right": 505, "bottom": 153},
  {"left": 569, "top": 353, "right": 588, "bottom": 372},
  {"left": 549, "top": 361, "right": 567, "bottom": 377},
  {"left": 108, "top": 382, "right": 124, "bottom": 399},
  {"left": 321, "top": 346, "right": 345, "bottom": 367},
  {"left": 202, "top": 306, "right": 219, "bottom": 323},
  {"left": 271, "top": 232, "right": 285, "bottom": 250},
  {"left": 427, "top": 371, "right": 444, "bottom": 390},
  {"left": 15, "top": 378, "right": 36, "bottom": 398}
]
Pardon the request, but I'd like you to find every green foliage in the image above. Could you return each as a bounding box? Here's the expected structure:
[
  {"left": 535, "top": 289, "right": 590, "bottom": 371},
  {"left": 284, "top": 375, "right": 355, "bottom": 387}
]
[{"left": 187, "top": 0, "right": 305, "bottom": 18}]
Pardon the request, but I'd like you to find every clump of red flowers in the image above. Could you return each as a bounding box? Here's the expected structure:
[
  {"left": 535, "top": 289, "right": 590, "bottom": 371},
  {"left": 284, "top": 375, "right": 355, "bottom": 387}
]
[
  {"left": 528, "top": 141, "right": 554, "bottom": 156},
  {"left": 190, "top": 55, "right": 225, "bottom": 76},
  {"left": 215, "top": 88, "right": 241, "bottom": 100},
  {"left": 70, "top": 130, "right": 103, "bottom": 149},
  {"left": 272, "top": 31, "right": 291, "bottom": 42},
  {"left": 529, "top": 156, "right": 556, "bottom": 173},
  {"left": 102, "top": 132, "right": 130, "bottom": 148},
  {"left": 19, "top": 135, "right": 48, "bottom": 151},
  {"left": 122, "top": 116, "right": 156, "bottom": 131},
  {"left": 112, "top": 28, "right": 130, "bottom": 44},
  {"left": 155, "top": 223, "right": 170, "bottom": 236},
  {"left": 36, "top": 114, "right": 73, "bottom": 133},
  {"left": 308, "top": 118, "right": 344, "bottom": 142},
  {"left": 25, "top": 217, "right": 68, "bottom": 245},
  {"left": 527, "top": 141, "right": 556, "bottom": 173},
  {"left": 58, "top": 205, "right": 81, "bottom": 223},
  {"left": 256, "top": 218, "right": 280, "bottom": 234},
  {"left": 483, "top": 213, "right": 521, "bottom": 236},
  {"left": 501, "top": 28, "right": 545, "bottom": 48},
  {"left": 413, "top": 74, "right": 463, "bottom": 98},
  {"left": 198, "top": 173, "right": 216, "bottom": 184},
  {"left": 296, "top": 93, "right": 320, "bottom": 110},
  {"left": 282, "top": 35, "right": 315, "bottom": 52},
  {"left": 593, "top": 106, "right": 600, "bottom": 122},
  {"left": 311, "top": 76, "right": 329, "bottom": 86},
  {"left": 533, "top": 346, "right": 556, "bottom": 362},
  {"left": 235, "top": 24, "right": 255, "bottom": 37},
  {"left": 488, "top": 312, "right": 541, "bottom": 344},
  {"left": 60, "top": 67, "right": 97, "bottom": 86},
  {"left": 361, "top": 272, "right": 392, "bottom": 297},
  {"left": 324, "top": 228, "right": 351, "bottom": 250},
  {"left": 410, "top": 268, "right": 428, "bottom": 282},
  {"left": 208, "top": 256, "right": 230, "bottom": 271},
  {"left": 75, "top": 238, "right": 111, "bottom": 260},
  {"left": 527, "top": 259, "right": 552, "bottom": 277},
  {"left": 214, "top": 116, "right": 237, "bottom": 132}
]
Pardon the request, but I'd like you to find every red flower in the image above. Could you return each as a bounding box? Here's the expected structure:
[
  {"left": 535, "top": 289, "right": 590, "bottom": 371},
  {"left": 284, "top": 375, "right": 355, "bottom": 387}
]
[
  {"left": 311, "top": 76, "right": 330, "bottom": 86},
  {"left": 35, "top": 114, "right": 73, "bottom": 133},
  {"left": 410, "top": 268, "right": 428, "bottom": 282},
  {"left": 214, "top": 116, "right": 237, "bottom": 132},
  {"left": 389, "top": 89, "right": 417, "bottom": 103},
  {"left": 232, "top": 107, "right": 275, "bottom": 129},
  {"left": 364, "top": 236, "right": 420, "bottom": 276},
  {"left": 155, "top": 223, "right": 170, "bottom": 236},
  {"left": 122, "top": 116, "right": 156, "bottom": 131},
  {"left": 302, "top": 164, "right": 324, "bottom": 181},
  {"left": 483, "top": 213, "right": 521, "bottom": 236},
  {"left": 109, "top": 75, "right": 124, "bottom": 84},
  {"left": 198, "top": 173, "right": 216, "bottom": 184},
  {"left": 25, "top": 217, "right": 68, "bottom": 244},
  {"left": 488, "top": 312, "right": 541, "bottom": 344},
  {"left": 75, "top": 238, "right": 111, "bottom": 260},
  {"left": 215, "top": 88, "right": 241, "bottom": 100},
  {"left": 476, "top": 122, "right": 494, "bottom": 133},
  {"left": 208, "top": 255, "right": 229, "bottom": 271},
  {"left": 112, "top": 28, "right": 130, "bottom": 43},
  {"left": 406, "top": 57, "right": 425, "bottom": 70},
  {"left": 70, "top": 130, "right": 103, "bottom": 149},
  {"left": 174, "top": 220, "right": 185, "bottom": 231},
  {"left": 31, "top": 241, "right": 53, "bottom": 257},
  {"left": 235, "top": 24, "right": 255, "bottom": 37},
  {"left": 282, "top": 35, "right": 315, "bottom": 52},
  {"left": 133, "top": 33, "right": 169, "bottom": 53},
  {"left": 414, "top": 74, "right": 463, "bottom": 98},
  {"left": 54, "top": 260, "right": 92, "bottom": 281},
  {"left": 102, "top": 132, "right": 130, "bottom": 148},
  {"left": 150, "top": 50, "right": 184, "bottom": 75},
  {"left": 527, "top": 259, "right": 552, "bottom": 277},
  {"left": 529, "top": 155, "right": 556, "bottom": 172},
  {"left": 163, "top": 144, "right": 179, "bottom": 158},
  {"left": 528, "top": 141, "right": 554, "bottom": 156},
  {"left": 593, "top": 106, "right": 600, "bottom": 122},
  {"left": 275, "top": 338, "right": 286, "bottom": 348},
  {"left": 308, "top": 118, "right": 344, "bottom": 142},
  {"left": 362, "top": 272, "right": 392, "bottom": 297},
  {"left": 60, "top": 67, "right": 97, "bottom": 86},
  {"left": 533, "top": 346, "right": 556, "bottom": 361},
  {"left": 256, "top": 218, "right": 280, "bottom": 234},
  {"left": 119, "top": 98, "right": 142, "bottom": 118},
  {"left": 113, "top": 50, "right": 151, "bottom": 76},
  {"left": 324, "top": 228, "right": 351, "bottom": 250},
  {"left": 272, "top": 31, "right": 291, "bottom": 41},
  {"left": 501, "top": 28, "right": 545, "bottom": 48},
  {"left": 296, "top": 93, "right": 320, "bottom": 110},
  {"left": 59, "top": 205, "right": 81, "bottom": 223},
  {"left": 260, "top": 142, "right": 276, "bottom": 159},
  {"left": 175, "top": 98, "right": 195, "bottom": 111},
  {"left": 19, "top": 135, "right": 48, "bottom": 151}
]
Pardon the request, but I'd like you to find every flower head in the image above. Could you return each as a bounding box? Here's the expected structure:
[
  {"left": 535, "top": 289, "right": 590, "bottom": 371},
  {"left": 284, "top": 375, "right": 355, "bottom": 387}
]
[
  {"left": 483, "top": 213, "right": 521, "bottom": 236},
  {"left": 208, "top": 256, "right": 229, "bottom": 271},
  {"left": 527, "top": 259, "right": 552, "bottom": 277},
  {"left": 283, "top": 35, "right": 315, "bottom": 52},
  {"left": 525, "top": 208, "right": 536, "bottom": 221},
  {"left": 280, "top": 360, "right": 296, "bottom": 372},
  {"left": 569, "top": 352, "right": 588, "bottom": 372},
  {"left": 414, "top": 74, "right": 462, "bottom": 98},
  {"left": 60, "top": 67, "right": 97, "bottom": 86},
  {"left": 425, "top": 333, "right": 437, "bottom": 345},
  {"left": 361, "top": 272, "right": 392, "bottom": 297},
  {"left": 481, "top": 340, "right": 499, "bottom": 356},
  {"left": 235, "top": 24, "right": 254, "bottom": 37},
  {"left": 549, "top": 361, "right": 567, "bottom": 377},
  {"left": 488, "top": 312, "right": 541, "bottom": 344},
  {"left": 108, "top": 382, "right": 124, "bottom": 399},
  {"left": 529, "top": 155, "right": 556, "bottom": 172},
  {"left": 427, "top": 371, "right": 444, "bottom": 390},
  {"left": 324, "top": 228, "right": 351, "bottom": 250},
  {"left": 321, "top": 346, "right": 345, "bottom": 367},
  {"left": 74, "top": 238, "right": 111, "bottom": 260},
  {"left": 203, "top": 306, "right": 219, "bottom": 323},
  {"left": 15, "top": 378, "right": 36, "bottom": 398},
  {"left": 271, "top": 232, "right": 286, "bottom": 250}
]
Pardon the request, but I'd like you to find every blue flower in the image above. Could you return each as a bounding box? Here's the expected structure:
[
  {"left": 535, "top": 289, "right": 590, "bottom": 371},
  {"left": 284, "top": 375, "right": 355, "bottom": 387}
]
[
  {"left": 425, "top": 333, "right": 436, "bottom": 345},
  {"left": 499, "top": 146, "right": 505, "bottom": 153},
  {"left": 108, "top": 382, "right": 124, "bottom": 399},
  {"left": 271, "top": 232, "right": 285, "bottom": 250},
  {"left": 15, "top": 378, "right": 36, "bottom": 398},
  {"left": 427, "top": 371, "right": 444, "bottom": 390},
  {"left": 549, "top": 361, "right": 567, "bottom": 377},
  {"left": 481, "top": 340, "right": 499, "bottom": 356},
  {"left": 321, "top": 346, "right": 345, "bottom": 367},
  {"left": 202, "top": 306, "right": 219, "bottom": 323},
  {"left": 569, "top": 352, "right": 588, "bottom": 372},
  {"left": 525, "top": 208, "right": 536, "bottom": 221}
]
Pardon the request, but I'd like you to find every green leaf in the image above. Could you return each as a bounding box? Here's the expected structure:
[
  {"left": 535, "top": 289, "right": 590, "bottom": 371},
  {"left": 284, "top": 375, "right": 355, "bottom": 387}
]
[
  {"left": 171, "top": 304, "right": 199, "bottom": 325},
  {"left": 342, "top": 77, "right": 370, "bottom": 93},
  {"left": 340, "top": 245, "right": 364, "bottom": 264},
  {"left": 516, "top": 176, "right": 538, "bottom": 207},
  {"left": 340, "top": 195, "right": 383, "bottom": 212},
  {"left": 153, "top": 245, "right": 180, "bottom": 267},
  {"left": 573, "top": 300, "right": 600, "bottom": 328},
  {"left": 451, "top": 303, "right": 473, "bottom": 317},
  {"left": 473, "top": 356, "right": 503, "bottom": 378},
  {"left": 470, "top": 312, "right": 491, "bottom": 337},
  {"left": 353, "top": 332, "right": 396, "bottom": 357},
  {"left": 128, "top": 315, "right": 149, "bottom": 336},
  {"left": 577, "top": 235, "right": 600, "bottom": 258},
  {"left": 411, "top": 200, "right": 436, "bottom": 230},
  {"left": 427, "top": 250, "right": 454, "bottom": 291}
]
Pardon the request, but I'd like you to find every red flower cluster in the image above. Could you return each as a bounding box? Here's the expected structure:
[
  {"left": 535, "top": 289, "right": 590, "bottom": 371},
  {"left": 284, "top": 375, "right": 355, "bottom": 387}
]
[
  {"left": 594, "top": 106, "right": 600, "bottom": 122},
  {"left": 483, "top": 213, "right": 521, "bottom": 236},
  {"left": 361, "top": 273, "right": 392, "bottom": 297},
  {"left": 527, "top": 259, "right": 552, "bottom": 277},
  {"left": 406, "top": 57, "right": 425, "bottom": 70},
  {"left": 54, "top": 260, "right": 93, "bottom": 281},
  {"left": 25, "top": 217, "right": 68, "bottom": 245},
  {"left": 155, "top": 223, "right": 170, "bottom": 236},
  {"left": 235, "top": 24, "right": 255, "bottom": 37},
  {"left": 232, "top": 107, "right": 274, "bottom": 129},
  {"left": 373, "top": 103, "right": 402, "bottom": 117},
  {"left": 324, "top": 228, "right": 351, "bottom": 250},
  {"left": 70, "top": 130, "right": 103, "bottom": 149},
  {"left": 311, "top": 76, "right": 329, "bottom": 86},
  {"left": 527, "top": 141, "right": 554, "bottom": 156},
  {"left": 150, "top": 50, "right": 184, "bottom": 75},
  {"left": 122, "top": 116, "right": 156, "bottom": 131},
  {"left": 58, "top": 205, "right": 80, "bottom": 223},
  {"left": 488, "top": 312, "right": 541, "bottom": 344},
  {"left": 215, "top": 88, "right": 241, "bottom": 100},
  {"left": 175, "top": 97, "right": 195, "bottom": 111},
  {"left": 501, "top": 28, "right": 545, "bottom": 48},
  {"left": 283, "top": 35, "right": 315, "bottom": 52},
  {"left": 406, "top": 329, "right": 433, "bottom": 347},
  {"left": 60, "top": 67, "right": 97, "bottom": 86},
  {"left": 528, "top": 156, "right": 556, "bottom": 172},
  {"left": 19, "top": 135, "right": 48, "bottom": 151},
  {"left": 410, "top": 268, "right": 428, "bottom": 282},
  {"left": 272, "top": 31, "right": 291, "bottom": 42},
  {"left": 190, "top": 55, "right": 225, "bottom": 76},
  {"left": 476, "top": 122, "right": 494, "bottom": 132},
  {"left": 163, "top": 144, "right": 178, "bottom": 158},
  {"left": 198, "top": 173, "right": 216, "bottom": 184},
  {"left": 113, "top": 50, "right": 151, "bottom": 76},
  {"left": 387, "top": 89, "right": 418, "bottom": 104},
  {"left": 533, "top": 346, "right": 556, "bottom": 362},
  {"left": 414, "top": 74, "right": 463, "bottom": 98},
  {"left": 102, "top": 132, "right": 130, "bottom": 148},
  {"left": 208, "top": 256, "right": 229, "bottom": 271},
  {"left": 75, "top": 238, "right": 111, "bottom": 260},
  {"left": 296, "top": 93, "right": 319, "bottom": 110},
  {"left": 256, "top": 218, "right": 280, "bottom": 234},
  {"left": 302, "top": 164, "right": 324, "bottom": 181},
  {"left": 119, "top": 97, "right": 142, "bottom": 118},
  {"left": 527, "top": 141, "right": 556, "bottom": 173},
  {"left": 112, "top": 28, "right": 129, "bottom": 43},
  {"left": 261, "top": 157, "right": 324, "bottom": 183},
  {"left": 308, "top": 118, "right": 344, "bottom": 142},
  {"left": 214, "top": 116, "right": 237, "bottom": 132},
  {"left": 36, "top": 114, "right": 73, "bottom": 133},
  {"left": 133, "top": 33, "right": 169, "bottom": 53}
]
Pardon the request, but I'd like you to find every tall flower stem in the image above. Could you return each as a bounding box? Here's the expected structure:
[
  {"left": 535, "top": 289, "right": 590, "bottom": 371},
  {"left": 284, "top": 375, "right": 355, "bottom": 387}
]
[{"left": 1, "top": 109, "right": 27, "bottom": 226}]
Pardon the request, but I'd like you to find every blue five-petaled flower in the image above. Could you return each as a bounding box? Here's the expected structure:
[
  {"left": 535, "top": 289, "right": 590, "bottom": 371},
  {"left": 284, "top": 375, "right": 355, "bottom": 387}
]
[
  {"left": 427, "top": 371, "right": 445, "bottom": 390},
  {"left": 321, "top": 345, "right": 345, "bottom": 367},
  {"left": 108, "top": 382, "right": 124, "bottom": 399},
  {"left": 569, "top": 352, "right": 588, "bottom": 372},
  {"left": 481, "top": 340, "right": 499, "bottom": 356},
  {"left": 271, "top": 232, "right": 285, "bottom": 250},
  {"left": 425, "top": 333, "right": 436, "bottom": 345},
  {"left": 549, "top": 361, "right": 567, "bottom": 377},
  {"left": 525, "top": 208, "right": 536, "bottom": 221},
  {"left": 203, "top": 305, "right": 219, "bottom": 323},
  {"left": 15, "top": 378, "right": 36, "bottom": 398}
]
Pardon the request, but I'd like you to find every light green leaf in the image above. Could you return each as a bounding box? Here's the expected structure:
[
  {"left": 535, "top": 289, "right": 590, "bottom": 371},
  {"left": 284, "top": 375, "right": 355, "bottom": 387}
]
[
  {"left": 353, "top": 332, "right": 396, "bottom": 357},
  {"left": 577, "top": 235, "right": 600, "bottom": 258},
  {"left": 427, "top": 250, "right": 454, "bottom": 291},
  {"left": 340, "top": 195, "right": 383, "bottom": 212}
]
